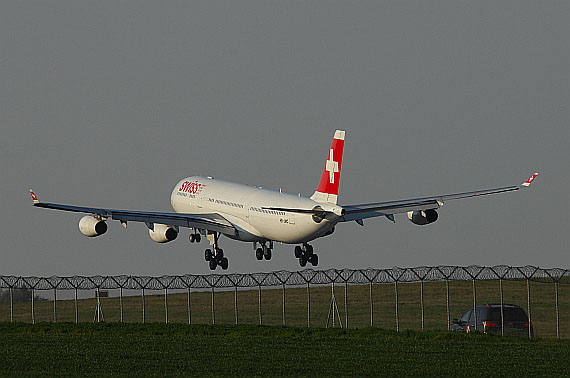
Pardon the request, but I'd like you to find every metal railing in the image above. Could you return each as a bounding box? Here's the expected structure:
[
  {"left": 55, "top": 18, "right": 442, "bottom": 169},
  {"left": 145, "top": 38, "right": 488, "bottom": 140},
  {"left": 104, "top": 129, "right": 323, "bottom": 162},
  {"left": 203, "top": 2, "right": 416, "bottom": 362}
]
[{"left": 1, "top": 265, "right": 569, "bottom": 338}]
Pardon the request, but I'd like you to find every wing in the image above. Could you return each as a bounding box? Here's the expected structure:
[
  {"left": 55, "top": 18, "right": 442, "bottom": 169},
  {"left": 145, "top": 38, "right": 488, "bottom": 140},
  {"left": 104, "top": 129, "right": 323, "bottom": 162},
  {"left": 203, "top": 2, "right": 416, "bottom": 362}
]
[
  {"left": 29, "top": 190, "right": 236, "bottom": 235},
  {"left": 340, "top": 173, "right": 538, "bottom": 224}
]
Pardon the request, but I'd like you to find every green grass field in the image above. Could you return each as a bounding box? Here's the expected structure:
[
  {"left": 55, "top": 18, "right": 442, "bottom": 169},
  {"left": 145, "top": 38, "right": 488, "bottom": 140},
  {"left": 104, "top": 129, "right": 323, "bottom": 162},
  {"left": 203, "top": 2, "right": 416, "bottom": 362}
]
[
  {"left": 0, "top": 322, "right": 569, "bottom": 377},
  {"left": 2, "top": 280, "right": 569, "bottom": 339}
]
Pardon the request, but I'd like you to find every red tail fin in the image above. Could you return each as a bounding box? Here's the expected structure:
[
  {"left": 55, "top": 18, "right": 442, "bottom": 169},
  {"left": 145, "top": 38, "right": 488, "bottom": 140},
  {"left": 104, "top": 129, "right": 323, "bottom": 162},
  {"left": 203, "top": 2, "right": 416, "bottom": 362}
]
[{"left": 310, "top": 130, "right": 345, "bottom": 204}]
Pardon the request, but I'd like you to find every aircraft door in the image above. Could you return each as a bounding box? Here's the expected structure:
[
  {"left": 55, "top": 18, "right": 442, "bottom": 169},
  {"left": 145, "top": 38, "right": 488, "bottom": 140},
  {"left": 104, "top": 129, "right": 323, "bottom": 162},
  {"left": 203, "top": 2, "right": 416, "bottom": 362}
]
[{"left": 245, "top": 202, "right": 251, "bottom": 219}]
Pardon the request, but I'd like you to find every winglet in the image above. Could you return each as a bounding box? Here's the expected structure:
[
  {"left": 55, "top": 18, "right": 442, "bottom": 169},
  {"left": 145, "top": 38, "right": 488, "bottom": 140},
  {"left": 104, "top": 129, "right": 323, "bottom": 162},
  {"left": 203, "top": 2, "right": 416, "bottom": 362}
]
[
  {"left": 521, "top": 172, "right": 539, "bottom": 187},
  {"left": 29, "top": 189, "right": 40, "bottom": 204}
]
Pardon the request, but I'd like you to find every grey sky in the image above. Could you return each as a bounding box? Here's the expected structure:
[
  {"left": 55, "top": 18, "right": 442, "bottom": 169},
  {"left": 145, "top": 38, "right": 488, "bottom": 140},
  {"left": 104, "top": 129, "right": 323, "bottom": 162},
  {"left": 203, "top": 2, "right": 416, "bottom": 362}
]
[{"left": 1, "top": 1, "right": 568, "bottom": 276}]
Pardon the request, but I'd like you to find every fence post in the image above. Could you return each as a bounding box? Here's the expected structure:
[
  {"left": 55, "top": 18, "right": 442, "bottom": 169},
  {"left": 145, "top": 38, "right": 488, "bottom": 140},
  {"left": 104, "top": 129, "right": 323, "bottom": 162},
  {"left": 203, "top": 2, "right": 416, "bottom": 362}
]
[
  {"left": 187, "top": 288, "right": 192, "bottom": 325},
  {"left": 555, "top": 282, "right": 560, "bottom": 340},
  {"left": 446, "top": 280, "right": 450, "bottom": 331},
  {"left": 472, "top": 280, "right": 477, "bottom": 330},
  {"left": 235, "top": 286, "right": 239, "bottom": 325},
  {"left": 307, "top": 282, "right": 311, "bottom": 328},
  {"left": 420, "top": 281, "right": 424, "bottom": 331},
  {"left": 369, "top": 281, "right": 374, "bottom": 327},
  {"left": 258, "top": 285, "right": 263, "bottom": 325},
  {"left": 9, "top": 287, "right": 13, "bottom": 323},
  {"left": 527, "top": 279, "right": 532, "bottom": 340},
  {"left": 53, "top": 288, "right": 57, "bottom": 322},
  {"left": 74, "top": 288, "right": 78, "bottom": 324},
  {"left": 394, "top": 281, "right": 399, "bottom": 332},
  {"left": 211, "top": 286, "right": 216, "bottom": 325},
  {"left": 119, "top": 287, "right": 123, "bottom": 323},
  {"left": 164, "top": 288, "right": 168, "bottom": 324},
  {"left": 327, "top": 279, "right": 332, "bottom": 328},
  {"left": 142, "top": 288, "right": 146, "bottom": 324},
  {"left": 344, "top": 281, "right": 349, "bottom": 329},
  {"left": 31, "top": 288, "right": 35, "bottom": 325},
  {"left": 95, "top": 287, "right": 102, "bottom": 323},
  {"left": 499, "top": 279, "right": 504, "bottom": 336},
  {"left": 282, "top": 283, "right": 286, "bottom": 326}
]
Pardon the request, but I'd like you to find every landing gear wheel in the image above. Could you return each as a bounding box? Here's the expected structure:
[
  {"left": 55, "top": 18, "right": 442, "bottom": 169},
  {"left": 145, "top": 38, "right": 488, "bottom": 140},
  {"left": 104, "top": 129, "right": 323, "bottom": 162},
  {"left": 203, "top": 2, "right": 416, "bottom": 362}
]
[
  {"left": 294, "top": 246, "right": 302, "bottom": 258},
  {"left": 299, "top": 255, "right": 307, "bottom": 267},
  {"left": 220, "top": 257, "right": 229, "bottom": 270},
  {"left": 209, "top": 258, "right": 218, "bottom": 270},
  {"left": 216, "top": 248, "right": 224, "bottom": 263},
  {"left": 205, "top": 249, "right": 212, "bottom": 261},
  {"left": 195, "top": 234, "right": 201, "bottom": 243},
  {"left": 256, "top": 248, "right": 263, "bottom": 260},
  {"left": 306, "top": 244, "right": 314, "bottom": 256},
  {"left": 189, "top": 234, "right": 196, "bottom": 243},
  {"left": 264, "top": 248, "right": 272, "bottom": 260},
  {"left": 310, "top": 254, "right": 319, "bottom": 266}
]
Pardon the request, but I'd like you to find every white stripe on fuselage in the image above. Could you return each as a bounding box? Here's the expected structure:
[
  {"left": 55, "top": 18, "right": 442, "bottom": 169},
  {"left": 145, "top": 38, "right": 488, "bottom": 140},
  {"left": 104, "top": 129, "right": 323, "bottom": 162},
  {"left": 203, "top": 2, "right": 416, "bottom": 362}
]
[{"left": 170, "top": 176, "right": 336, "bottom": 243}]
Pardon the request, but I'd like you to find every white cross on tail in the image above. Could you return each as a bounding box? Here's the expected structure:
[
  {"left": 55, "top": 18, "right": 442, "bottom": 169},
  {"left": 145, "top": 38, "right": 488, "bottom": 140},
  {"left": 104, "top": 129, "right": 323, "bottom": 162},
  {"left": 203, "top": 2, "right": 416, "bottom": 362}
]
[{"left": 325, "top": 149, "right": 339, "bottom": 184}]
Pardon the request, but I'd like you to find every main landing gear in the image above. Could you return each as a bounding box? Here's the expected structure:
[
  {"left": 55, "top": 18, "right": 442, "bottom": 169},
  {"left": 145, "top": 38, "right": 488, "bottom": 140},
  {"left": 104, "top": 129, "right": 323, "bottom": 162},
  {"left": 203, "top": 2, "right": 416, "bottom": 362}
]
[
  {"left": 294, "top": 243, "right": 318, "bottom": 267},
  {"left": 201, "top": 231, "right": 228, "bottom": 271},
  {"left": 205, "top": 247, "right": 228, "bottom": 270},
  {"left": 254, "top": 241, "right": 273, "bottom": 261}
]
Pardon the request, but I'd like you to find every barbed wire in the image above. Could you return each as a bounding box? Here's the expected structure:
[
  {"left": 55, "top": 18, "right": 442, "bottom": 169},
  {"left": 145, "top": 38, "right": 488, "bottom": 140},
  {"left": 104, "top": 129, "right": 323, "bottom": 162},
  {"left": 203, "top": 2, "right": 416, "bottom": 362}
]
[{"left": 1, "top": 265, "right": 569, "bottom": 291}]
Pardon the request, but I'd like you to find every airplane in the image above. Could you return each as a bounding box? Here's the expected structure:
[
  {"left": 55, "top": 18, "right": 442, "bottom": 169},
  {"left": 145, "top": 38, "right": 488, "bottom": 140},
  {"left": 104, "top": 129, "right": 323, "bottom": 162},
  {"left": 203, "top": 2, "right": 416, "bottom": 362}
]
[{"left": 29, "top": 130, "right": 538, "bottom": 270}]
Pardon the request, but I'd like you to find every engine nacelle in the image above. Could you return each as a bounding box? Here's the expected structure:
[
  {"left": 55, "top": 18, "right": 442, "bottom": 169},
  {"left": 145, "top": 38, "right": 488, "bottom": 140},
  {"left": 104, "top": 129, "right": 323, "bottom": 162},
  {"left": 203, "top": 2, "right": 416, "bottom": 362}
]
[
  {"left": 79, "top": 216, "right": 108, "bottom": 237},
  {"left": 407, "top": 209, "right": 438, "bottom": 226},
  {"left": 148, "top": 224, "right": 178, "bottom": 243}
]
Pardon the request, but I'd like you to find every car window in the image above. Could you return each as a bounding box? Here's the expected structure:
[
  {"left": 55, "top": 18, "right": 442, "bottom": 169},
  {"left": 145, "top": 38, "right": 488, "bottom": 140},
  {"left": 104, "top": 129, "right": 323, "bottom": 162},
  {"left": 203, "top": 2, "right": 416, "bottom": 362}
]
[
  {"left": 504, "top": 307, "right": 528, "bottom": 322},
  {"left": 460, "top": 309, "right": 472, "bottom": 323},
  {"left": 488, "top": 308, "right": 501, "bottom": 321},
  {"left": 476, "top": 308, "right": 488, "bottom": 321}
]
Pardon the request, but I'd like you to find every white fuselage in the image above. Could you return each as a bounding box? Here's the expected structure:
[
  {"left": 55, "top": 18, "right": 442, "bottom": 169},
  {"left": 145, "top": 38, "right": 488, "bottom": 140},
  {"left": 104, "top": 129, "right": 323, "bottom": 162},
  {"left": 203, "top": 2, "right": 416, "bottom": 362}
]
[{"left": 170, "top": 176, "right": 338, "bottom": 244}]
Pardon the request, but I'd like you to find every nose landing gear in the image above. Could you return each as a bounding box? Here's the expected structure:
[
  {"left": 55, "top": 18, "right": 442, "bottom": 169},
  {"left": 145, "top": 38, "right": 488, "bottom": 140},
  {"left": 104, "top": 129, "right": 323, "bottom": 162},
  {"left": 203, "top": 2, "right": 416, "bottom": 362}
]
[{"left": 295, "top": 243, "right": 318, "bottom": 267}]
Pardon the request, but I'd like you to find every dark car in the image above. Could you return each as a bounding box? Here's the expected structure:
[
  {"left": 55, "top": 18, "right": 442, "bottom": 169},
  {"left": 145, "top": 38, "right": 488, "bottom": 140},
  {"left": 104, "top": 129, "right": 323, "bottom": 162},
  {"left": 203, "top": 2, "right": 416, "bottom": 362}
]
[{"left": 451, "top": 304, "right": 533, "bottom": 337}]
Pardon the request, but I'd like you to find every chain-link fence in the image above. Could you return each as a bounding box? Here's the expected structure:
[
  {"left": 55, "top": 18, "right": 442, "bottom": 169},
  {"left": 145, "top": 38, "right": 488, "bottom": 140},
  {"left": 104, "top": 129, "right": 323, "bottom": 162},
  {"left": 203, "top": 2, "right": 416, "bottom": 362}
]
[{"left": 1, "top": 265, "right": 569, "bottom": 339}]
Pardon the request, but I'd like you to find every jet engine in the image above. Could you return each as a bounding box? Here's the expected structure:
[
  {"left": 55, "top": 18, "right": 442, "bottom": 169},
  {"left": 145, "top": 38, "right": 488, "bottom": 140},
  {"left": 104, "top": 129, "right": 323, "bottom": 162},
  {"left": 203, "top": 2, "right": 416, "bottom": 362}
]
[
  {"left": 79, "top": 215, "right": 108, "bottom": 237},
  {"left": 407, "top": 209, "right": 438, "bottom": 226},
  {"left": 149, "top": 224, "right": 178, "bottom": 243}
]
